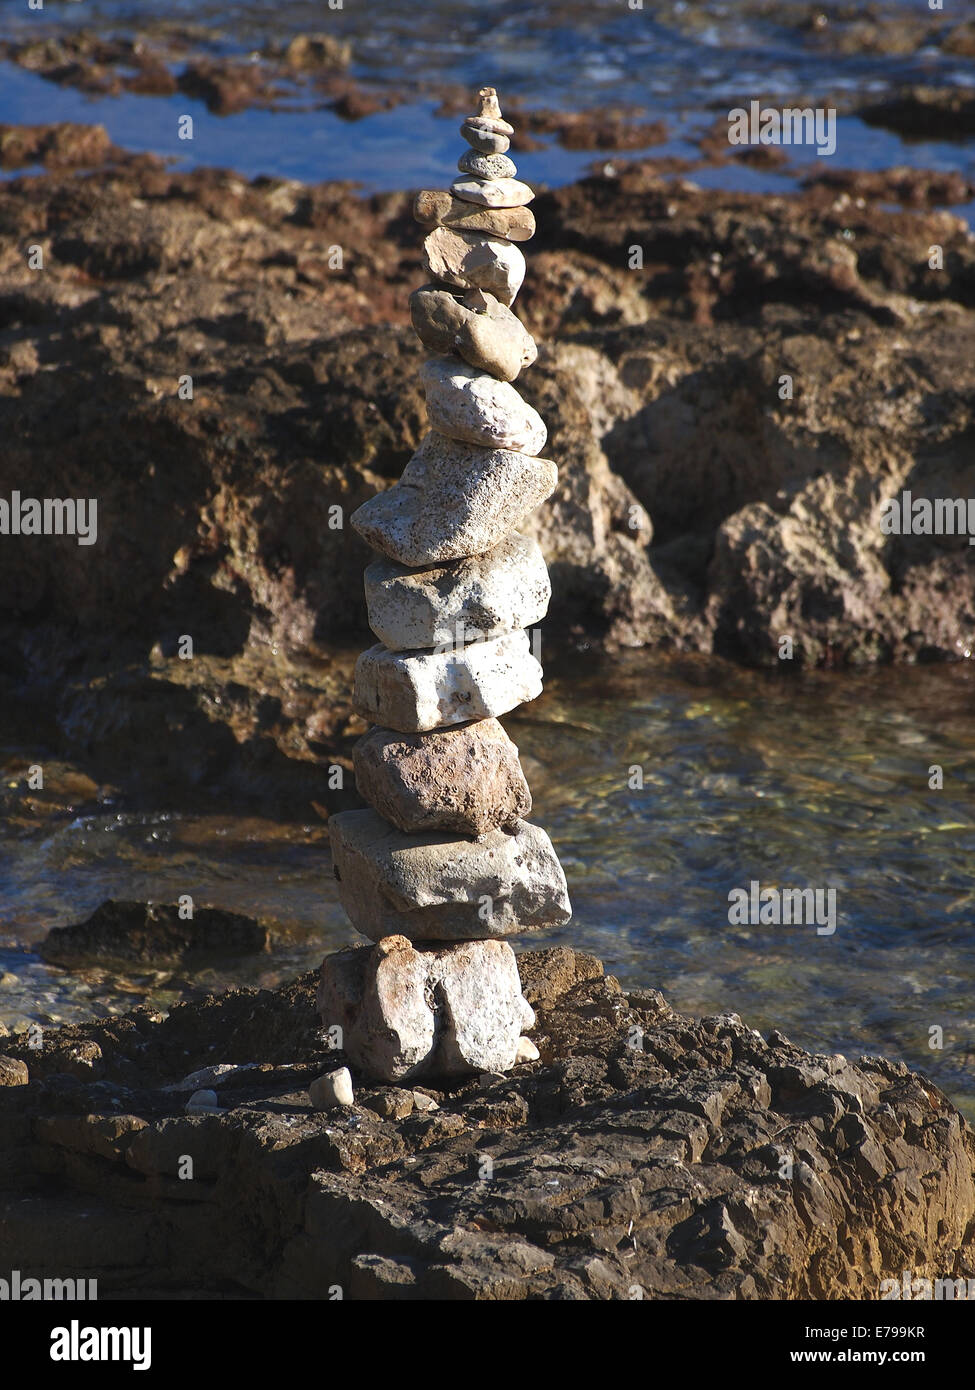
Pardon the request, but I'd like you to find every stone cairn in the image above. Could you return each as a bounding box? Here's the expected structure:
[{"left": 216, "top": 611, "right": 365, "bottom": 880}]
[{"left": 317, "top": 87, "right": 571, "bottom": 1087}]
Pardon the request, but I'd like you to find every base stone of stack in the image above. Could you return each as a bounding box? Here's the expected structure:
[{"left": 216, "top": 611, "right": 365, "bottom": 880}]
[
  {"left": 409, "top": 285, "right": 537, "bottom": 382},
  {"left": 353, "top": 628, "right": 542, "bottom": 732},
  {"left": 363, "top": 532, "right": 550, "bottom": 651},
  {"left": 317, "top": 934, "right": 535, "bottom": 1081},
  {"left": 354, "top": 718, "right": 532, "bottom": 838},
  {"left": 423, "top": 227, "right": 525, "bottom": 306},
  {"left": 421, "top": 357, "right": 546, "bottom": 455},
  {"left": 327, "top": 810, "right": 572, "bottom": 941},
  {"left": 350, "top": 430, "right": 558, "bottom": 568}
]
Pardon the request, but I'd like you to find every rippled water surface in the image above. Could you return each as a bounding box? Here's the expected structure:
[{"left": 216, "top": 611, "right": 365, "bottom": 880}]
[
  {"left": 0, "top": 0, "right": 973, "bottom": 211},
  {"left": 3, "top": 653, "right": 974, "bottom": 1119}
]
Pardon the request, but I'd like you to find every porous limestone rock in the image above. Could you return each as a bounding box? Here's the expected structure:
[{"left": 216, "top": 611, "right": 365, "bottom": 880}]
[
  {"left": 317, "top": 934, "right": 536, "bottom": 1080},
  {"left": 414, "top": 190, "right": 535, "bottom": 242},
  {"left": 409, "top": 285, "right": 537, "bottom": 381},
  {"left": 423, "top": 226, "right": 526, "bottom": 305},
  {"left": 326, "top": 811, "right": 572, "bottom": 941},
  {"left": 421, "top": 357, "right": 546, "bottom": 454},
  {"left": 350, "top": 430, "right": 557, "bottom": 567},
  {"left": 353, "top": 628, "right": 542, "bottom": 732},
  {"left": 457, "top": 150, "right": 518, "bottom": 181},
  {"left": 353, "top": 718, "right": 532, "bottom": 837},
  {"left": 363, "top": 531, "right": 550, "bottom": 650}
]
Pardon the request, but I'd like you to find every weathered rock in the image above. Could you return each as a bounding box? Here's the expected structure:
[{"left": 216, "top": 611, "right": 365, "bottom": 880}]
[
  {"left": 422, "top": 226, "right": 525, "bottom": 305},
  {"left": 437, "top": 941, "right": 536, "bottom": 1075},
  {"left": 409, "top": 286, "right": 537, "bottom": 381},
  {"left": 2, "top": 952, "right": 974, "bottom": 1299},
  {"left": 460, "top": 122, "right": 510, "bottom": 155},
  {"left": 458, "top": 150, "right": 517, "bottom": 181},
  {"left": 363, "top": 531, "right": 550, "bottom": 650},
  {"left": 39, "top": 899, "right": 269, "bottom": 968},
  {"left": 360, "top": 1087, "right": 415, "bottom": 1120},
  {"left": 459, "top": 290, "right": 537, "bottom": 379},
  {"left": 451, "top": 176, "right": 535, "bottom": 209},
  {"left": 326, "top": 811, "right": 571, "bottom": 940},
  {"left": 318, "top": 935, "right": 535, "bottom": 1080},
  {"left": 318, "top": 935, "right": 433, "bottom": 1080},
  {"left": 414, "top": 190, "right": 534, "bottom": 241},
  {"left": 353, "top": 719, "right": 532, "bottom": 837},
  {"left": 514, "top": 1037, "right": 539, "bottom": 1063},
  {"left": 421, "top": 357, "right": 546, "bottom": 454},
  {"left": 0, "top": 1056, "right": 29, "bottom": 1087},
  {"left": 309, "top": 1066, "right": 355, "bottom": 1109},
  {"left": 353, "top": 628, "right": 542, "bottom": 732},
  {"left": 350, "top": 431, "right": 558, "bottom": 567}
]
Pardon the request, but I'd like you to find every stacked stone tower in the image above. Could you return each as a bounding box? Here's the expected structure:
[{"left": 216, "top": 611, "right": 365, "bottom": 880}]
[{"left": 318, "top": 87, "right": 570, "bottom": 1083}]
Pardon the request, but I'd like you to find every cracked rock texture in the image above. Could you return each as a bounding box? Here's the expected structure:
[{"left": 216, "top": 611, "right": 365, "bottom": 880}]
[
  {"left": 1, "top": 146, "right": 974, "bottom": 808},
  {"left": 0, "top": 948, "right": 972, "bottom": 1300}
]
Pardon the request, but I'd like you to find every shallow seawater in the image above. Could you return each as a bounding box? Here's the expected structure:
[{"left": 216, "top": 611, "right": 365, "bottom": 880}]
[
  {"left": 2, "top": 652, "right": 974, "bottom": 1120},
  {"left": 0, "top": 0, "right": 973, "bottom": 221}
]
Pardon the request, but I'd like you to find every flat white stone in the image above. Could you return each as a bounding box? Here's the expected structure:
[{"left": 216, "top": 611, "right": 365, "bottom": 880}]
[
  {"left": 423, "top": 227, "right": 525, "bottom": 306},
  {"left": 515, "top": 1037, "right": 540, "bottom": 1063},
  {"left": 326, "top": 810, "right": 572, "bottom": 942},
  {"left": 350, "top": 431, "right": 557, "bottom": 568},
  {"left": 363, "top": 532, "right": 550, "bottom": 651},
  {"left": 452, "top": 176, "right": 535, "bottom": 208},
  {"left": 421, "top": 357, "right": 546, "bottom": 455},
  {"left": 317, "top": 935, "right": 538, "bottom": 1081},
  {"left": 353, "top": 628, "right": 542, "bottom": 732}
]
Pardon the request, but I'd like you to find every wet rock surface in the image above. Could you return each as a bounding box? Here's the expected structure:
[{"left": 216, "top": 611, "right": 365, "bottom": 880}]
[
  {"left": 0, "top": 143, "right": 974, "bottom": 807},
  {"left": 0, "top": 948, "right": 972, "bottom": 1299}
]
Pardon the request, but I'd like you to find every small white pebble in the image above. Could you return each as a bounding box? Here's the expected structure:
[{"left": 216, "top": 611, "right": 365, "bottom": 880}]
[
  {"left": 309, "top": 1066, "right": 354, "bottom": 1110},
  {"left": 515, "top": 1037, "right": 539, "bottom": 1063},
  {"left": 411, "top": 1091, "right": 439, "bottom": 1113}
]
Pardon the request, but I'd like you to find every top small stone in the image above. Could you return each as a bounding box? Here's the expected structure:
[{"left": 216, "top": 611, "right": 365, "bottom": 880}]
[
  {"left": 467, "top": 85, "right": 514, "bottom": 136},
  {"left": 477, "top": 87, "right": 503, "bottom": 121}
]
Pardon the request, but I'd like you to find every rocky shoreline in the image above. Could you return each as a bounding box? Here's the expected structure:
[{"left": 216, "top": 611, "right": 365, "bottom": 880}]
[
  {"left": 0, "top": 133, "right": 973, "bottom": 811},
  {"left": 1, "top": 947, "right": 972, "bottom": 1299}
]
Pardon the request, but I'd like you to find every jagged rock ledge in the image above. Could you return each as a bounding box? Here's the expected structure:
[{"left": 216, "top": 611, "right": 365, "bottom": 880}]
[{"left": 1, "top": 948, "right": 972, "bottom": 1300}]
